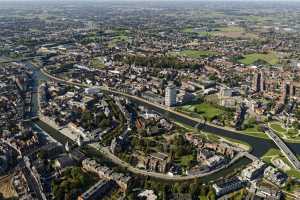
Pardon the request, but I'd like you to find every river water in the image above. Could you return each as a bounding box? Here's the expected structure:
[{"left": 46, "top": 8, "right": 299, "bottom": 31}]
[{"left": 26, "top": 63, "right": 300, "bottom": 158}]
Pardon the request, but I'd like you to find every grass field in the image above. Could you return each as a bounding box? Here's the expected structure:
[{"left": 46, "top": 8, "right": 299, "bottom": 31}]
[
  {"left": 182, "top": 28, "right": 212, "bottom": 36},
  {"left": 211, "top": 26, "right": 258, "bottom": 39},
  {"left": 199, "top": 196, "right": 208, "bottom": 200},
  {"left": 171, "top": 50, "right": 219, "bottom": 58},
  {"left": 176, "top": 154, "right": 194, "bottom": 168},
  {"left": 241, "top": 129, "right": 268, "bottom": 140},
  {"left": 262, "top": 148, "right": 281, "bottom": 158},
  {"left": 270, "top": 123, "right": 287, "bottom": 133},
  {"left": 221, "top": 137, "right": 252, "bottom": 152},
  {"left": 269, "top": 122, "right": 300, "bottom": 142},
  {"left": 287, "top": 129, "right": 298, "bottom": 136},
  {"left": 183, "top": 26, "right": 258, "bottom": 39},
  {"left": 108, "top": 35, "right": 129, "bottom": 47},
  {"left": 286, "top": 169, "right": 300, "bottom": 179},
  {"left": 239, "top": 52, "right": 279, "bottom": 65},
  {"left": 243, "top": 124, "right": 263, "bottom": 133},
  {"left": 261, "top": 148, "right": 300, "bottom": 178},
  {"left": 180, "top": 103, "right": 225, "bottom": 121},
  {"left": 90, "top": 57, "right": 106, "bottom": 68}
]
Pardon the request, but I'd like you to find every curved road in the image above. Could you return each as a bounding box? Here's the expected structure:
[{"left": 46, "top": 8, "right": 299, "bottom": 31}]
[{"left": 94, "top": 144, "right": 251, "bottom": 180}]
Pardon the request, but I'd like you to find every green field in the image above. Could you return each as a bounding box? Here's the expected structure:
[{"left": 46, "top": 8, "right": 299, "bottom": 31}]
[
  {"left": 221, "top": 137, "right": 252, "bottom": 152},
  {"left": 261, "top": 148, "right": 300, "bottom": 179},
  {"left": 241, "top": 130, "right": 268, "bottom": 140},
  {"left": 176, "top": 154, "right": 194, "bottom": 168},
  {"left": 287, "top": 129, "right": 298, "bottom": 136},
  {"left": 243, "top": 124, "right": 263, "bottom": 133},
  {"left": 269, "top": 122, "right": 300, "bottom": 142},
  {"left": 262, "top": 148, "right": 281, "bottom": 158},
  {"left": 182, "top": 26, "right": 257, "bottom": 39},
  {"left": 182, "top": 28, "right": 212, "bottom": 36},
  {"left": 270, "top": 123, "right": 287, "bottom": 133},
  {"left": 172, "top": 50, "right": 219, "bottom": 59},
  {"left": 217, "top": 26, "right": 244, "bottom": 32},
  {"left": 211, "top": 26, "right": 258, "bottom": 39},
  {"left": 108, "top": 35, "right": 129, "bottom": 47},
  {"left": 91, "top": 57, "right": 105, "bottom": 68},
  {"left": 180, "top": 103, "right": 225, "bottom": 121},
  {"left": 239, "top": 52, "right": 279, "bottom": 65},
  {"left": 286, "top": 169, "right": 300, "bottom": 179}
]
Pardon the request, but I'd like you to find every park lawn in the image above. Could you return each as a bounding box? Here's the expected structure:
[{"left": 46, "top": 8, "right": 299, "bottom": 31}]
[
  {"left": 287, "top": 128, "right": 298, "bottom": 136},
  {"left": 261, "top": 149, "right": 300, "bottom": 179},
  {"left": 286, "top": 169, "right": 300, "bottom": 179},
  {"left": 243, "top": 124, "right": 264, "bottom": 134},
  {"left": 176, "top": 154, "right": 194, "bottom": 168},
  {"left": 113, "top": 35, "right": 128, "bottom": 41},
  {"left": 222, "top": 137, "right": 252, "bottom": 152},
  {"left": 239, "top": 52, "right": 279, "bottom": 65},
  {"left": 261, "top": 148, "right": 281, "bottom": 159},
  {"left": 205, "top": 133, "right": 220, "bottom": 142},
  {"left": 270, "top": 123, "right": 287, "bottom": 133},
  {"left": 199, "top": 196, "right": 208, "bottom": 200},
  {"left": 241, "top": 131, "right": 268, "bottom": 140},
  {"left": 243, "top": 126, "right": 259, "bottom": 133},
  {"left": 108, "top": 35, "right": 129, "bottom": 47},
  {"left": 91, "top": 57, "right": 106, "bottom": 68},
  {"left": 181, "top": 103, "right": 225, "bottom": 121},
  {"left": 261, "top": 156, "right": 273, "bottom": 164},
  {"left": 172, "top": 50, "right": 219, "bottom": 58},
  {"left": 261, "top": 148, "right": 288, "bottom": 164}
]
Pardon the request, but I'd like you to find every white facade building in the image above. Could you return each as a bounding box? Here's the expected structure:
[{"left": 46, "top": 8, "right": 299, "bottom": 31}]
[{"left": 165, "top": 82, "right": 176, "bottom": 107}]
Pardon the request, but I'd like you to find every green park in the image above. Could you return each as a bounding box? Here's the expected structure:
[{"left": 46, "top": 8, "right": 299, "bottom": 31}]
[{"left": 238, "top": 52, "right": 279, "bottom": 65}]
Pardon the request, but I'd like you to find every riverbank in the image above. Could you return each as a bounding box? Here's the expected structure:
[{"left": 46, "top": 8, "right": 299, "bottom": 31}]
[
  {"left": 174, "top": 121, "right": 252, "bottom": 152},
  {"left": 34, "top": 67, "right": 300, "bottom": 158},
  {"left": 34, "top": 118, "right": 252, "bottom": 181}
]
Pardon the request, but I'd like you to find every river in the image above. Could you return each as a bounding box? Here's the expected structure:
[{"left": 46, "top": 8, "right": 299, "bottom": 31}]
[{"left": 25, "top": 62, "right": 300, "bottom": 158}]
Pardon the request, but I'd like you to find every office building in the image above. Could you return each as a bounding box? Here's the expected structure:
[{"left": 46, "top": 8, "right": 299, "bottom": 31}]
[{"left": 165, "top": 82, "right": 176, "bottom": 107}]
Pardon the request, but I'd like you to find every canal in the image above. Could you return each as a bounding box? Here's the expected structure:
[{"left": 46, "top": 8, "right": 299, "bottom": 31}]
[{"left": 25, "top": 62, "right": 300, "bottom": 159}]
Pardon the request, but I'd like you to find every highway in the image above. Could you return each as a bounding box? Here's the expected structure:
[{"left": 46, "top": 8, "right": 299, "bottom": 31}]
[{"left": 263, "top": 126, "right": 300, "bottom": 170}]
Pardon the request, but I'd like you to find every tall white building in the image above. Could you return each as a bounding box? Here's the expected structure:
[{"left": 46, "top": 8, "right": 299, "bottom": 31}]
[{"left": 165, "top": 82, "right": 177, "bottom": 107}]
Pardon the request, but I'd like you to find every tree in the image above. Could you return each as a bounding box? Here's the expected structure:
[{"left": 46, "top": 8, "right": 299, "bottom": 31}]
[
  {"left": 189, "top": 182, "right": 201, "bottom": 197},
  {"left": 207, "top": 190, "right": 216, "bottom": 200},
  {"left": 37, "top": 150, "right": 46, "bottom": 160},
  {"left": 173, "top": 182, "right": 181, "bottom": 193}
]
